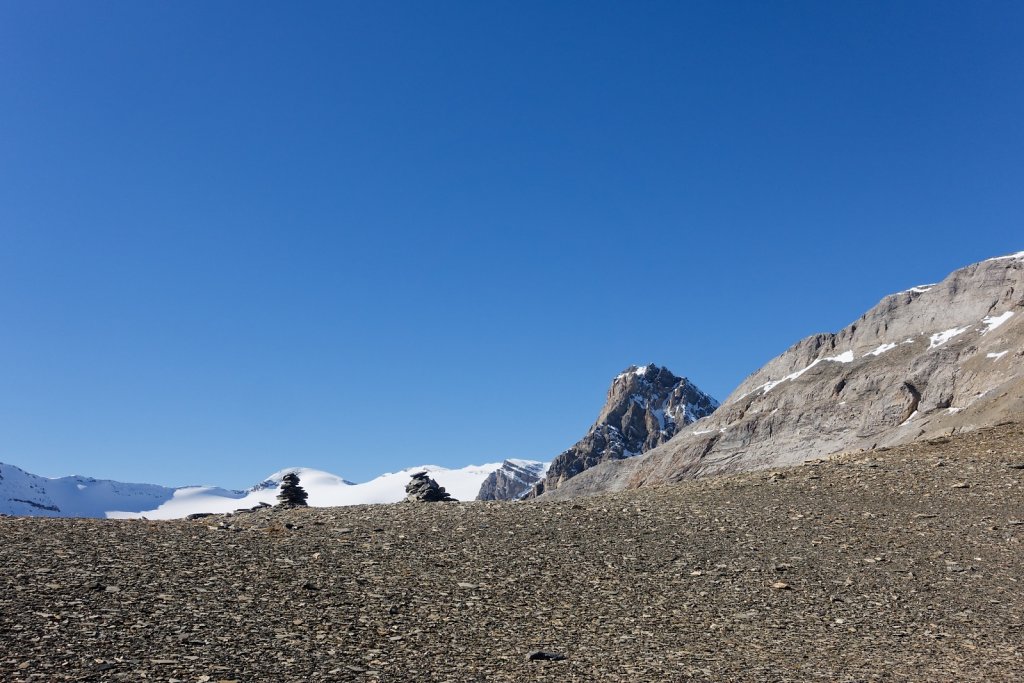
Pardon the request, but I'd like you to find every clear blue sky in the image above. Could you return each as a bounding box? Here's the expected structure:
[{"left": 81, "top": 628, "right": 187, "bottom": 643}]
[{"left": 1, "top": 2, "right": 1021, "bottom": 488}]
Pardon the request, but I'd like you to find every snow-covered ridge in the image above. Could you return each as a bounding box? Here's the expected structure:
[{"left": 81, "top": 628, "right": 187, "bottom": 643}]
[
  {"left": 504, "top": 458, "right": 547, "bottom": 471},
  {"left": 617, "top": 364, "right": 654, "bottom": 379},
  {"left": 116, "top": 463, "right": 508, "bottom": 520},
  {"left": 984, "top": 250, "right": 1024, "bottom": 262},
  {"left": 1, "top": 461, "right": 522, "bottom": 520},
  {"left": 0, "top": 462, "right": 189, "bottom": 519}
]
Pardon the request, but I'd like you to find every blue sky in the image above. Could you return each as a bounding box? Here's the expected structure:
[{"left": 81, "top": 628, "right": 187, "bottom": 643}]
[{"left": 1, "top": 1, "right": 1021, "bottom": 487}]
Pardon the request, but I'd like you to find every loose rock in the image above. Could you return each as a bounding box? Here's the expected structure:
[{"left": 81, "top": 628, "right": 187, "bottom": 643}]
[{"left": 526, "top": 650, "right": 566, "bottom": 662}]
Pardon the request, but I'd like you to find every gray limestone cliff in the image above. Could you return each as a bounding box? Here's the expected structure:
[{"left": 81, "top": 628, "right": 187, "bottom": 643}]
[
  {"left": 528, "top": 364, "right": 719, "bottom": 497},
  {"left": 476, "top": 460, "right": 548, "bottom": 500},
  {"left": 543, "top": 251, "right": 1024, "bottom": 499}
]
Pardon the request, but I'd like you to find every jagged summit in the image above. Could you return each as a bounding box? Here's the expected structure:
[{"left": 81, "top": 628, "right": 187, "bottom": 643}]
[
  {"left": 529, "top": 364, "right": 718, "bottom": 496},
  {"left": 543, "top": 250, "right": 1024, "bottom": 499},
  {"left": 604, "top": 364, "right": 719, "bottom": 431}
]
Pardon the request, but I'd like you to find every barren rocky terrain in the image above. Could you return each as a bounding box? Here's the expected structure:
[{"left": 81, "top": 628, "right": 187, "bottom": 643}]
[{"left": 3, "top": 424, "right": 1024, "bottom": 682}]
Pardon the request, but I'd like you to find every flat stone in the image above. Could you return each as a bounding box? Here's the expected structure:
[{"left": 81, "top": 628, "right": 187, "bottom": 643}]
[{"left": 526, "top": 650, "right": 566, "bottom": 662}]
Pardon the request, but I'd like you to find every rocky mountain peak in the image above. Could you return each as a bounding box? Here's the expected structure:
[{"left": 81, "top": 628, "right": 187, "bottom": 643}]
[
  {"left": 599, "top": 364, "right": 718, "bottom": 444},
  {"left": 528, "top": 365, "right": 718, "bottom": 496}
]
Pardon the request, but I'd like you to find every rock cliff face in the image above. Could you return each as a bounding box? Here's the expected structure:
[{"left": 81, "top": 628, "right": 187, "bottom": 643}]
[
  {"left": 528, "top": 365, "right": 719, "bottom": 496},
  {"left": 476, "top": 460, "right": 548, "bottom": 500},
  {"left": 544, "top": 252, "right": 1024, "bottom": 499}
]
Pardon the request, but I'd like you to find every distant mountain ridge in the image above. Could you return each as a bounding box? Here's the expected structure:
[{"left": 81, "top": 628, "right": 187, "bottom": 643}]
[
  {"left": 544, "top": 251, "right": 1024, "bottom": 499},
  {"left": 0, "top": 461, "right": 543, "bottom": 519},
  {"left": 0, "top": 462, "right": 197, "bottom": 518}
]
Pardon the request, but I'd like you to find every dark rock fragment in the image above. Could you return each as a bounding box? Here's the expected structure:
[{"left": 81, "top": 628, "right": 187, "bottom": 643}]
[{"left": 526, "top": 650, "right": 566, "bottom": 661}]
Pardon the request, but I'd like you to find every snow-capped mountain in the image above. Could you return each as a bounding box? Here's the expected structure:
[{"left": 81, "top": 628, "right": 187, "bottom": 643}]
[
  {"left": 529, "top": 364, "right": 719, "bottom": 496},
  {"left": 0, "top": 462, "right": 186, "bottom": 518},
  {"left": 0, "top": 461, "right": 543, "bottom": 519},
  {"left": 545, "top": 250, "right": 1024, "bottom": 499}
]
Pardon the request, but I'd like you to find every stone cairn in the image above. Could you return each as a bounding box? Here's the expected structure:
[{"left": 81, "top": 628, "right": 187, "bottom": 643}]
[
  {"left": 276, "top": 472, "right": 309, "bottom": 507},
  {"left": 405, "top": 471, "right": 457, "bottom": 502}
]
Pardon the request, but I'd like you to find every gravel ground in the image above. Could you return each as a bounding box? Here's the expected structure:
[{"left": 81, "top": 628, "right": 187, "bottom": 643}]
[{"left": 2, "top": 424, "right": 1023, "bottom": 682}]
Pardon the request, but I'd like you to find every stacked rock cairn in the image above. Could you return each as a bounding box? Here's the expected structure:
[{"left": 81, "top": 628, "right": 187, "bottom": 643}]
[
  {"left": 405, "top": 471, "right": 457, "bottom": 502},
  {"left": 276, "top": 472, "right": 309, "bottom": 507}
]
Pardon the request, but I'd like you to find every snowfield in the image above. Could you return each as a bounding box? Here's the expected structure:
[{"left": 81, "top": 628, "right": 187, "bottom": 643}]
[{"left": 1, "top": 461, "right": 533, "bottom": 520}]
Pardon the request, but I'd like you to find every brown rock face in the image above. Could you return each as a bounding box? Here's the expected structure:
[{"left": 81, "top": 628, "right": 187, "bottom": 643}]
[
  {"left": 528, "top": 365, "right": 718, "bottom": 496},
  {"left": 543, "top": 252, "right": 1024, "bottom": 499}
]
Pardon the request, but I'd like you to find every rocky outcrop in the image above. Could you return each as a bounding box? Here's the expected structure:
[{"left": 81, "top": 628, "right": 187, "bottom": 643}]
[
  {"left": 528, "top": 364, "right": 719, "bottom": 496},
  {"left": 405, "top": 472, "right": 456, "bottom": 502},
  {"left": 543, "top": 251, "right": 1024, "bottom": 499},
  {"left": 476, "top": 460, "right": 547, "bottom": 501}
]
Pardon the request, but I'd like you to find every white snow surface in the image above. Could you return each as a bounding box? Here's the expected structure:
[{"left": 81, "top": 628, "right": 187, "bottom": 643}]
[
  {"left": 984, "top": 251, "right": 1024, "bottom": 262},
  {"left": 0, "top": 462, "right": 182, "bottom": 518},
  {"left": 981, "top": 311, "right": 1014, "bottom": 334},
  {"left": 866, "top": 343, "right": 897, "bottom": 357},
  {"left": 2, "top": 460, "right": 521, "bottom": 520},
  {"left": 987, "top": 351, "right": 1009, "bottom": 360},
  {"left": 616, "top": 365, "right": 653, "bottom": 379},
  {"left": 760, "top": 351, "right": 854, "bottom": 394},
  {"left": 112, "top": 463, "right": 507, "bottom": 520},
  {"left": 928, "top": 326, "right": 971, "bottom": 349}
]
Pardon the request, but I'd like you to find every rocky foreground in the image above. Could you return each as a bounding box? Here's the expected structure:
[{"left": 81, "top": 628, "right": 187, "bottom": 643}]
[{"left": 2, "top": 425, "right": 1024, "bottom": 682}]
